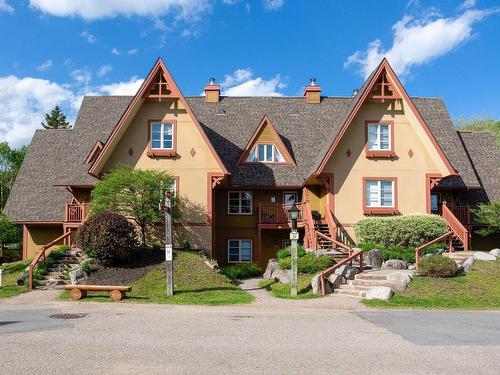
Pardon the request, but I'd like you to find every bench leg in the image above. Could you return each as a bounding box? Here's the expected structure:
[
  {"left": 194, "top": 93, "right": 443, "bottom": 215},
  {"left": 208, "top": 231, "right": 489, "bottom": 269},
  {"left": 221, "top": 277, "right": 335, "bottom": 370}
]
[
  {"left": 70, "top": 289, "right": 86, "bottom": 300},
  {"left": 110, "top": 290, "right": 124, "bottom": 302}
]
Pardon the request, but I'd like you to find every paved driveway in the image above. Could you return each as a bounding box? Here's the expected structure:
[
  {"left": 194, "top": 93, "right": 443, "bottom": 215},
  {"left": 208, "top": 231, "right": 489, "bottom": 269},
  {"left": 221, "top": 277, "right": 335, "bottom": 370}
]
[{"left": 1, "top": 290, "right": 499, "bottom": 375}]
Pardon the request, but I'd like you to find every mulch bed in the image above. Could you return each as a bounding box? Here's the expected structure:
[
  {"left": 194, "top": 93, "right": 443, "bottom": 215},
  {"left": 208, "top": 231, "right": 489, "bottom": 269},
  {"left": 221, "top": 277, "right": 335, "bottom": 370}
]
[{"left": 85, "top": 249, "right": 164, "bottom": 286}]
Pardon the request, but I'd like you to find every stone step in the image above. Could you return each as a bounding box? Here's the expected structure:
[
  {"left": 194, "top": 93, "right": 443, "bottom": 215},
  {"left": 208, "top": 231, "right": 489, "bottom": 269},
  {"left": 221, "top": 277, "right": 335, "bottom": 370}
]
[
  {"left": 355, "top": 273, "right": 388, "bottom": 281},
  {"left": 338, "top": 284, "right": 371, "bottom": 291},
  {"left": 350, "top": 279, "right": 399, "bottom": 289},
  {"left": 333, "top": 289, "right": 366, "bottom": 298},
  {"left": 46, "top": 271, "right": 65, "bottom": 277}
]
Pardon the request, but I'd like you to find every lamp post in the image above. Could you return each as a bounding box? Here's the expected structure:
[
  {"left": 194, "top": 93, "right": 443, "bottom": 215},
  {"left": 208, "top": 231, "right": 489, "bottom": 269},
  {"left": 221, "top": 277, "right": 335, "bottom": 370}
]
[
  {"left": 288, "top": 202, "right": 299, "bottom": 296},
  {"left": 160, "top": 190, "right": 174, "bottom": 296}
]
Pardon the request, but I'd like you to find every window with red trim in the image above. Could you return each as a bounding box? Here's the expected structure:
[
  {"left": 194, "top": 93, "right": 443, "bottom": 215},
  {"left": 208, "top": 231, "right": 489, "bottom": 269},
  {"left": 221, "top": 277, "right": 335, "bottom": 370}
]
[
  {"left": 147, "top": 120, "right": 176, "bottom": 157},
  {"left": 363, "top": 178, "right": 399, "bottom": 215},
  {"left": 365, "top": 121, "right": 395, "bottom": 158}
]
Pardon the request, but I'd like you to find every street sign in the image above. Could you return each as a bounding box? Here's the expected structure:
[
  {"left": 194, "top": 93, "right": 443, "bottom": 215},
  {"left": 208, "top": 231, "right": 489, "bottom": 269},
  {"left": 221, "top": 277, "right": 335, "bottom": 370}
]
[
  {"left": 165, "top": 245, "right": 173, "bottom": 261},
  {"left": 290, "top": 232, "right": 299, "bottom": 240}
]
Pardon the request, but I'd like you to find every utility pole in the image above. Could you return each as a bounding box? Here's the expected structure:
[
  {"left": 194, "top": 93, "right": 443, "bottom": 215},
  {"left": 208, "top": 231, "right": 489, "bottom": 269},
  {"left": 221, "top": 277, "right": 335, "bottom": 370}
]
[{"left": 163, "top": 190, "right": 174, "bottom": 296}]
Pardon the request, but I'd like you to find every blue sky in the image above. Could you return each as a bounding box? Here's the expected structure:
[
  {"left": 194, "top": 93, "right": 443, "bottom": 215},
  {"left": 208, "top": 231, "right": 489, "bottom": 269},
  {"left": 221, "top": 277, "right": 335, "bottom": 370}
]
[{"left": 0, "top": 0, "right": 499, "bottom": 146}]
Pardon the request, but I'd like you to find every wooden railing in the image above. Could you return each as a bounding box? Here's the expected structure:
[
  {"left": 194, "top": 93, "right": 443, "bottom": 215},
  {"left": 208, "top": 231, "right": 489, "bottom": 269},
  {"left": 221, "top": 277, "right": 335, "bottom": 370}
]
[
  {"left": 318, "top": 249, "right": 364, "bottom": 295},
  {"left": 65, "top": 203, "right": 89, "bottom": 223},
  {"left": 442, "top": 201, "right": 469, "bottom": 251},
  {"left": 450, "top": 205, "right": 472, "bottom": 226},
  {"left": 302, "top": 200, "right": 316, "bottom": 249},
  {"left": 315, "top": 231, "right": 351, "bottom": 254},
  {"left": 415, "top": 231, "right": 453, "bottom": 272},
  {"left": 28, "top": 231, "right": 72, "bottom": 290},
  {"left": 258, "top": 202, "right": 304, "bottom": 224}
]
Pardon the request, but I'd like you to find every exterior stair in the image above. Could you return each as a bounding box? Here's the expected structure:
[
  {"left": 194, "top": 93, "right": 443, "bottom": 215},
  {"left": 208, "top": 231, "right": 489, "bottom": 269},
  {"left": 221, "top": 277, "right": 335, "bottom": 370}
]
[
  {"left": 443, "top": 251, "right": 475, "bottom": 265},
  {"left": 332, "top": 270, "right": 411, "bottom": 299},
  {"left": 37, "top": 247, "right": 87, "bottom": 289},
  {"left": 314, "top": 223, "right": 334, "bottom": 251}
]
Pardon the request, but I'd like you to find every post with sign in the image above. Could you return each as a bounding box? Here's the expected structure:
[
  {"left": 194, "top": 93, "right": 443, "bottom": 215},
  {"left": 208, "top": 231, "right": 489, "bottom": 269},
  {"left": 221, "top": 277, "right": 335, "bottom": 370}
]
[
  {"left": 288, "top": 202, "right": 300, "bottom": 297},
  {"left": 163, "top": 190, "right": 174, "bottom": 296}
]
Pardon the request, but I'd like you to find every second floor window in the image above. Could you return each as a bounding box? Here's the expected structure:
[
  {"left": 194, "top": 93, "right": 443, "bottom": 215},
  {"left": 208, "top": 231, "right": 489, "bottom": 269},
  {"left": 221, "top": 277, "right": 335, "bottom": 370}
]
[
  {"left": 367, "top": 123, "right": 390, "bottom": 151},
  {"left": 228, "top": 191, "right": 252, "bottom": 214},
  {"left": 365, "top": 179, "right": 394, "bottom": 208},
  {"left": 151, "top": 122, "right": 173, "bottom": 150},
  {"left": 247, "top": 144, "right": 284, "bottom": 163}
]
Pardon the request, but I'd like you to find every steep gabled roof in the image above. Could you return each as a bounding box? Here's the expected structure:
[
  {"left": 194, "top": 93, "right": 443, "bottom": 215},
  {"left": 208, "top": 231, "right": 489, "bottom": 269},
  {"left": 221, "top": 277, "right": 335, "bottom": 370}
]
[
  {"left": 236, "top": 114, "right": 295, "bottom": 165},
  {"left": 309, "top": 58, "right": 457, "bottom": 179},
  {"left": 88, "top": 58, "right": 227, "bottom": 176}
]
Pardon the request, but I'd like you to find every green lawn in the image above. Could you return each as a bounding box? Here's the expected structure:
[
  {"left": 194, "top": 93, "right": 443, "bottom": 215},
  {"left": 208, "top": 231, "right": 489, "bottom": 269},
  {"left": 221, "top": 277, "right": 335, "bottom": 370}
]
[
  {"left": 364, "top": 260, "right": 500, "bottom": 309},
  {"left": 60, "top": 251, "right": 253, "bottom": 305},
  {"left": 0, "top": 259, "right": 30, "bottom": 298},
  {"left": 259, "top": 274, "right": 318, "bottom": 299}
]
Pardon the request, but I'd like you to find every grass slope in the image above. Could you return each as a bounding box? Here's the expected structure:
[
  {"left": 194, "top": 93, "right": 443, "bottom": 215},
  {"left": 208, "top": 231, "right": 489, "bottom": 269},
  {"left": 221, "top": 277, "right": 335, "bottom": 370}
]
[
  {"left": 259, "top": 274, "right": 318, "bottom": 299},
  {"left": 61, "top": 251, "right": 253, "bottom": 305},
  {"left": 0, "top": 259, "right": 30, "bottom": 298},
  {"left": 364, "top": 260, "right": 500, "bottom": 309}
]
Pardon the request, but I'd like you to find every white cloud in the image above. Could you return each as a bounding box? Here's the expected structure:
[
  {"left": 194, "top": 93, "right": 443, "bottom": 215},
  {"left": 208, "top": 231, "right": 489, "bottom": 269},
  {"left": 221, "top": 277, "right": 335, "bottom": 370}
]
[
  {"left": 36, "top": 59, "right": 53, "bottom": 72},
  {"left": 111, "top": 47, "right": 138, "bottom": 56},
  {"left": 99, "top": 77, "right": 144, "bottom": 95},
  {"left": 263, "top": 0, "right": 284, "bottom": 11},
  {"left": 29, "top": 0, "right": 211, "bottom": 21},
  {"left": 96, "top": 64, "right": 112, "bottom": 77},
  {"left": 0, "top": 0, "right": 14, "bottom": 13},
  {"left": 345, "top": 7, "right": 498, "bottom": 79},
  {"left": 0, "top": 76, "right": 73, "bottom": 146},
  {"left": 71, "top": 69, "right": 92, "bottom": 85},
  {"left": 220, "top": 68, "right": 285, "bottom": 96},
  {"left": 80, "top": 30, "right": 97, "bottom": 43},
  {"left": 460, "top": 0, "right": 476, "bottom": 10}
]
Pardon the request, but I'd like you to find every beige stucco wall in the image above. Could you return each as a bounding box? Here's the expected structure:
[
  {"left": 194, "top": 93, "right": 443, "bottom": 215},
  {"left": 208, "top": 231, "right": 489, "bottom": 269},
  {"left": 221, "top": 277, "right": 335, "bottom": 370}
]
[
  {"left": 25, "top": 225, "right": 63, "bottom": 260},
  {"left": 324, "top": 100, "right": 445, "bottom": 239},
  {"left": 103, "top": 100, "right": 222, "bottom": 251}
]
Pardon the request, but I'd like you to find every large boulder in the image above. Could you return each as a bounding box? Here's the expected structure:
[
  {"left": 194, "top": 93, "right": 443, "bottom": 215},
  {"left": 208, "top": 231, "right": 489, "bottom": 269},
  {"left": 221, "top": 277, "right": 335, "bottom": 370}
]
[
  {"left": 473, "top": 252, "right": 497, "bottom": 261},
  {"left": 69, "top": 268, "right": 88, "bottom": 285},
  {"left": 311, "top": 274, "right": 332, "bottom": 294},
  {"left": 365, "top": 286, "right": 394, "bottom": 301},
  {"left": 462, "top": 256, "right": 475, "bottom": 272},
  {"left": 386, "top": 272, "right": 412, "bottom": 292},
  {"left": 16, "top": 271, "right": 29, "bottom": 287},
  {"left": 365, "top": 249, "right": 383, "bottom": 269},
  {"left": 382, "top": 259, "right": 408, "bottom": 270},
  {"left": 263, "top": 259, "right": 279, "bottom": 279},
  {"left": 272, "top": 268, "right": 291, "bottom": 284},
  {"left": 334, "top": 265, "right": 358, "bottom": 282},
  {"left": 327, "top": 274, "right": 343, "bottom": 289},
  {"left": 489, "top": 248, "right": 500, "bottom": 257}
]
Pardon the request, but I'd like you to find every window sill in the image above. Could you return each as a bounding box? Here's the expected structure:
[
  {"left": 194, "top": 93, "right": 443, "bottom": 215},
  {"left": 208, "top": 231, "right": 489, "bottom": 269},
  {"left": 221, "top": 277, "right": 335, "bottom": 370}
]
[
  {"left": 147, "top": 149, "right": 177, "bottom": 157},
  {"left": 363, "top": 208, "right": 400, "bottom": 215},
  {"left": 365, "top": 151, "right": 396, "bottom": 158}
]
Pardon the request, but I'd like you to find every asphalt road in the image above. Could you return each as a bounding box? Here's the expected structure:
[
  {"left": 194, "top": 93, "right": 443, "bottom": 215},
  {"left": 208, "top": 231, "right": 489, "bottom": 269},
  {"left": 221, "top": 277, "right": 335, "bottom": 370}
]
[{"left": 1, "top": 290, "right": 499, "bottom": 375}]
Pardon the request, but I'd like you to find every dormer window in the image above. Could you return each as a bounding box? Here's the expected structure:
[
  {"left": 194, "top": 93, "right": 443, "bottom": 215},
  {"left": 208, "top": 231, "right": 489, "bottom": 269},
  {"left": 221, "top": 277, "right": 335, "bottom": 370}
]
[{"left": 246, "top": 144, "right": 285, "bottom": 163}]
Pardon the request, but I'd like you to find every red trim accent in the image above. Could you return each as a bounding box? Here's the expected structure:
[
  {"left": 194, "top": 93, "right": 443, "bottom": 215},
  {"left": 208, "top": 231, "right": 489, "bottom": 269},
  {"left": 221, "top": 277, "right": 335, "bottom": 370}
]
[
  {"left": 313, "top": 58, "right": 456, "bottom": 177},
  {"left": 146, "top": 119, "right": 178, "bottom": 157},
  {"left": 22, "top": 224, "right": 28, "bottom": 260},
  {"left": 364, "top": 120, "right": 396, "bottom": 158},
  {"left": 236, "top": 115, "right": 295, "bottom": 166},
  {"left": 88, "top": 58, "right": 228, "bottom": 177},
  {"left": 362, "top": 177, "right": 399, "bottom": 215},
  {"left": 173, "top": 175, "right": 180, "bottom": 196},
  {"left": 204, "top": 84, "right": 220, "bottom": 90},
  {"left": 207, "top": 172, "right": 225, "bottom": 258},
  {"left": 84, "top": 141, "right": 104, "bottom": 165},
  {"left": 425, "top": 173, "right": 442, "bottom": 214}
]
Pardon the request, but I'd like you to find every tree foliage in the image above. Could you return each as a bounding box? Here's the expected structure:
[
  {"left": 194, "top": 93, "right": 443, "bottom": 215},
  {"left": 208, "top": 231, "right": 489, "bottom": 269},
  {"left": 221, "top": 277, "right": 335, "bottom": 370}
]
[
  {"left": 41, "top": 104, "right": 70, "bottom": 129},
  {"left": 0, "top": 142, "right": 27, "bottom": 210},
  {"left": 456, "top": 116, "right": 500, "bottom": 146},
  {"left": 90, "top": 166, "right": 175, "bottom": 246},
  {"left": 475, "top": 200, "right": 500, "bottom": 236},
  {"left": 0, "top": 213, "right": 21, "bottom": 246}
]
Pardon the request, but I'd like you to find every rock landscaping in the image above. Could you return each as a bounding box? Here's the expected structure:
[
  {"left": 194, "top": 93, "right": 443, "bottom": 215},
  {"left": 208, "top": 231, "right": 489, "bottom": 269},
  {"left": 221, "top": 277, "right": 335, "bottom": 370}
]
[
  {"left": 382, "top": 259, "right": 408, "bottom": 270},
  {"left": 473, "top": 251, "right": 497, "bottom": 261}
]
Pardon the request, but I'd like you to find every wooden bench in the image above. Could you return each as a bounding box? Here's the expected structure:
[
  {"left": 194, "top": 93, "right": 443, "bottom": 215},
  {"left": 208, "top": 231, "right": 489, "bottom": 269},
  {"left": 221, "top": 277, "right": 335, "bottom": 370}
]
[{"left": 64, "top": 285, "right": 132, "bottom": 302}]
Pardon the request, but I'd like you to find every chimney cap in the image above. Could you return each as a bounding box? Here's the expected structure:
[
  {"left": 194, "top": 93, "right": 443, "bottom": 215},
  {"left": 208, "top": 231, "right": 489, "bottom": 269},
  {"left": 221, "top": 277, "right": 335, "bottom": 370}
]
[
  {"left": 309, "top": 78, "right": 317, "bottom": 86},
  {"left": 209, "top": 77, "right": 216, "bottom": 85},
  {"left": 352, "top": 88, "right": 359, "bottom": 96}
]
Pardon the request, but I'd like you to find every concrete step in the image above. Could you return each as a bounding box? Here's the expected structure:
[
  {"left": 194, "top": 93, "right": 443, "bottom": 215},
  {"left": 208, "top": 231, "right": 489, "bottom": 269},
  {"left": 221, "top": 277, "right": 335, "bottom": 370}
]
[
  {"left": 338, "top": 284, "right": 371, "bottom": 291},
  {"left": 350, "top": 279, "right": 399, "bottom": 289},
  {"left": 355, "top": 273, "right": 388, "bottom": 281},
  {"left": 333, "top": 289, "right": 366, "bottom": 298}
]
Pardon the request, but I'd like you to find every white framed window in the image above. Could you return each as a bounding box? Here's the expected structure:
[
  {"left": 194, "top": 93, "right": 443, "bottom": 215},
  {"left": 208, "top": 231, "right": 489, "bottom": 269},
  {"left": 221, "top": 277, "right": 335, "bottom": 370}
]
[
  {"left": 151, "top": 122, "right": 174, "bottom": 150},
  {"left": 283, "top": 191, "right": 297, "bottom": 205},
  {"left": 365, "top": 179, "right": 394, "bottom": 208},
  {"left": 228, "top": 239, "right": 252, "bottom": 262},
  {"left": 246, "top": 144, "right": 285, "bottom": 163},
  {"left": 228, "top": 191, "right": 253, "bottom": 214},
  {"left": 367, "top": 123, "right": 391, "bottom": 151}
]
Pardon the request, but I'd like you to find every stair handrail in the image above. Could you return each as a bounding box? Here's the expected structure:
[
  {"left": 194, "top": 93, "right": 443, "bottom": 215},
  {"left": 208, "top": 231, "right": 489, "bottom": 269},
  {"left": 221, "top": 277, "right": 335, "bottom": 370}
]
[
  {"left": 318, "top": 248, "right": 364, "bottom": 295},
  {"left": 414, "top": 230, "right": 453, "bottom": 272},
  {"left": 303, "top": 200, "right": 316, "bottom": 249},
  {"left": 314, "top": 230, "right": 352, "bottom": 255},
  {"left": 324, "top": 207, "right": 337, "bottom": 243},
  {"left": 442, "top": 201, "right": 469, "bottom": 251},
  {"left": 28, "top": 231, "right": 72, "bottom": 290}
]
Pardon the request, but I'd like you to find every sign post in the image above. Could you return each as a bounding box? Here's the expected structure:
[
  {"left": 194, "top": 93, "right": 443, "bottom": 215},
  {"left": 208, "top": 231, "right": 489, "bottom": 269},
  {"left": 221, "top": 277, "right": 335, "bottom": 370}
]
[{"left": 163, "top": 191, "right": 174, "bottom": 296}]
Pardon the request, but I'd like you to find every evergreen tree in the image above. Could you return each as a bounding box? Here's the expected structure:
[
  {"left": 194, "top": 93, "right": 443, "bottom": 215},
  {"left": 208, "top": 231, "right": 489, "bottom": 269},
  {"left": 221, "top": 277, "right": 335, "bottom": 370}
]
[{"left": 41, "top": 105, "right": 71, "bottom": 129}]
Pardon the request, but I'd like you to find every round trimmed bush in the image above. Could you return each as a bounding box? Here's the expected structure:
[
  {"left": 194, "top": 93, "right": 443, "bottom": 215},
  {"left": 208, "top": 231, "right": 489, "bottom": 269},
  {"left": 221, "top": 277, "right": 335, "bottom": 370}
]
[
  {"left": 419, "top": 255, "right": 459, "bottom": 277},
  {"left": 75, "top": 211, "right": 139, "bottom": 266},
  {"left": 276, "top": 246, "right": 306, "bottom": 259}
]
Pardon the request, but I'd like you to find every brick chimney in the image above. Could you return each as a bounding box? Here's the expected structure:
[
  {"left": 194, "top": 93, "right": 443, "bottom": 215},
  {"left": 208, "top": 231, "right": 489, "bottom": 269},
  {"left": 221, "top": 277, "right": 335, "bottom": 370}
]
[
  {"left": 304, "top": 78, "right": 321, "bottom": 104},
  {"left": 204, "top": 77, "right": 220, "bottom": 103}
]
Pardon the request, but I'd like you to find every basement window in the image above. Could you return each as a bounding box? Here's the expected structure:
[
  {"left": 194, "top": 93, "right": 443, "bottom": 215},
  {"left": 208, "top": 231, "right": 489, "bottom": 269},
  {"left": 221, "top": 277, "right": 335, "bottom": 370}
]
[{"left": 228, "top": 239, "right": 252, "bottom": 262}]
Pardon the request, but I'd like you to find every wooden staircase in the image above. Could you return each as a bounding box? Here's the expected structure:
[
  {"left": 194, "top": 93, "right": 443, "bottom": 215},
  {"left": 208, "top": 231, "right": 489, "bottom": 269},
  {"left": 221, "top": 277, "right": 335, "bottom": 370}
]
[{"left": 314, "top": 223, "right": 334, "bottom": 250}]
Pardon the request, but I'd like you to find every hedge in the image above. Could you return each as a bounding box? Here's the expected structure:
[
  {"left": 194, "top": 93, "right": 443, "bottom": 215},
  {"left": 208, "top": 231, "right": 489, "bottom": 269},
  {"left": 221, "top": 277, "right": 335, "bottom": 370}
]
[
  {"left": 353, "top": 215, "right": 448, "bottom": 248},
  {"left": 221, "top": 263, "right": 262, "bottom": 279},
  {"left": 278, "top": 252, "right": 333, "bottom": 274}
]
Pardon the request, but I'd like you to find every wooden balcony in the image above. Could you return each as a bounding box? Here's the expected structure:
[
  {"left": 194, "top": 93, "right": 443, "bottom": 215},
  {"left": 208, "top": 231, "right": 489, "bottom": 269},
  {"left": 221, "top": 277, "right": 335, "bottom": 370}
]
[
  {"left": 64, "top": 202, "right": 89, "bottom": 223},
  {"left": 449, "top": 205, "right": 472, "bottom": 226},
  {"left": 258, "top": 202, "right": 304, "bottom": 227}
]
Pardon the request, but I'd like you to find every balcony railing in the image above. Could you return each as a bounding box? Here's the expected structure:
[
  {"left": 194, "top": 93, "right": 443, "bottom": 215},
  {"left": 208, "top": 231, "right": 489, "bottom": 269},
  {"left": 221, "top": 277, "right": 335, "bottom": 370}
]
[
  {"left": 64, "top": 203, "right": 89, "bottom": 223},
  {"left": 258, "top": 203, "right": 304, "bottom": 224},
  {"left": 449, "top": 205, "right": 472, "bottom": 226}
]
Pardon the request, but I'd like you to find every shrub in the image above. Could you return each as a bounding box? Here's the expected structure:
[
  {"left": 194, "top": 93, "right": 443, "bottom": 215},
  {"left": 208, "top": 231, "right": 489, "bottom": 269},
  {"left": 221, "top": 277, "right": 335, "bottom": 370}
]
[
  {"left": 276, "top": 246, "right": 306, "bottom": 259},
  {"left": 75, "top": 210, "right": 138, "bottom": 266},
  {"left": 278, "top": 253, "right": 333, "bottom": 274},
  {"left": 79, "top": 260, "right": 92, "bottom": 274},
  {"left": 354, "top": 215, "right": 448, "bottom": 248},
  {"left": 419, "top": 255, "right": 459, "bottom": 277},
  {"left": 221, "top": 263, "right": 261, "bottom": 279},
  {"left": 359, "top": 242, "right": 447, "bottom": 264}
]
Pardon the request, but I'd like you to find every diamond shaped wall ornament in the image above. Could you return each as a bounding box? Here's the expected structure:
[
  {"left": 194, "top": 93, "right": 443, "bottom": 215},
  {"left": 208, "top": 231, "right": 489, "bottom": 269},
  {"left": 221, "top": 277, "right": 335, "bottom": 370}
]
[
  {"left": 408, "top": 148, "right": 414, "bottom": 158},
  {"left": 346, "top": 149, "right": 351, "bottom": 157},
  {"left": 128, "top": 147, "right": 134, "bottom": 156},
  {"left": 190, "top": 148, "right": 196, "bottom": 157}
]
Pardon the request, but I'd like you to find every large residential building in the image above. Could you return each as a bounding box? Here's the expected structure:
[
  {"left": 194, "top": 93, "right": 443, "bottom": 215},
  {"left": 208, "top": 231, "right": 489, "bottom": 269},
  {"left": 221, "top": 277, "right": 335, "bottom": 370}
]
[{"left": 5, "top": 58, "right": 499, "bottom": 268}]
